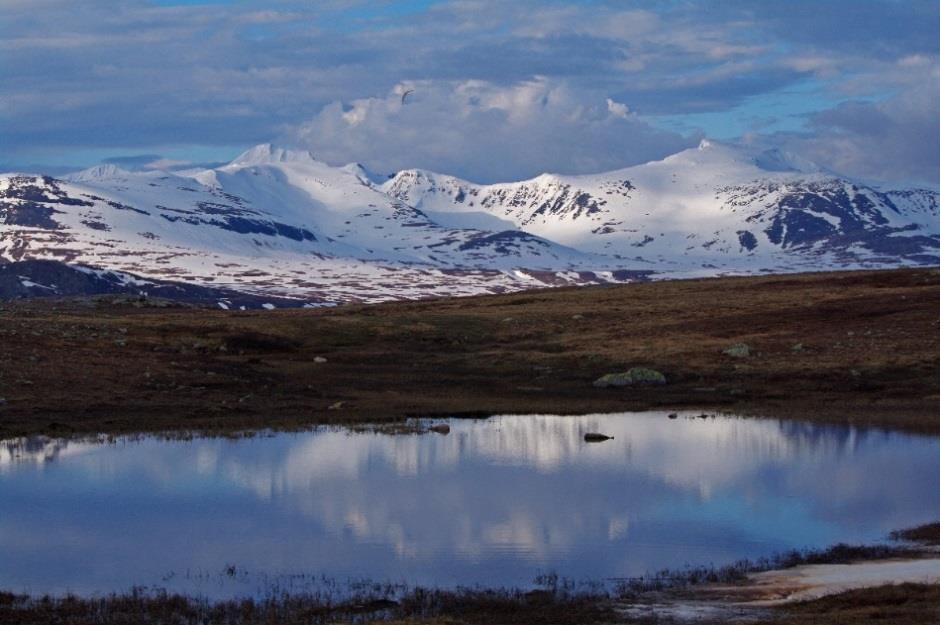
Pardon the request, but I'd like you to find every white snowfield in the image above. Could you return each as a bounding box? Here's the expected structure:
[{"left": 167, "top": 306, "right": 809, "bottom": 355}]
[
  {"left": 2, "top": 140, "right": 939, "bottom": 305},
  {"left": 747, "top": 557, "right": 940, "bottom": 604}
]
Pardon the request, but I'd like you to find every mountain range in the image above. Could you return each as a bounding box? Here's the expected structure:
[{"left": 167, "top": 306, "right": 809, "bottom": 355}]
[{"left": 2, "top": 140, "right": 938, "bottom": 307}]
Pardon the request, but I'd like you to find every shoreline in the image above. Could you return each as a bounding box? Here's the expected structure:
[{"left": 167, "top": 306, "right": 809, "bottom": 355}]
[{"left": 1, "top": 527, "right": 938, "bottom": 624}]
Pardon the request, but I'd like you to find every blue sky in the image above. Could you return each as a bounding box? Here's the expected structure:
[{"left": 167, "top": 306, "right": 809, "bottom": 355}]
[{"left": 1, "top": 0, "right": 938, "bottom": 183}]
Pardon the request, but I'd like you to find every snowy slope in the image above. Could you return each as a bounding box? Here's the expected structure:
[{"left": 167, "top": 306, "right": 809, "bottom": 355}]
[
  {"left": 383, "top": 140, "right": 940, "bottom": 275},
  {"left": 0, "top": 146, "right": 624, "bottom": 306}
]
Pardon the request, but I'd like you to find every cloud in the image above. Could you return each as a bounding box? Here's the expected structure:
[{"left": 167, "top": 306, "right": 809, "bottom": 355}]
[
  {"left": 102, "top": 155, "right": 195, "bottom": 171},
  {"left": 0, "top": 2, "right": 804, "bottom": 149},
  {"left": 1, "top": 1, "right": 939, "bottom": 183},
  {"left": 289, "top": 78, "right": 698, "bottom": 182},
  {"left": 769, "top": 60, "right": 940, "bottom": 186}
]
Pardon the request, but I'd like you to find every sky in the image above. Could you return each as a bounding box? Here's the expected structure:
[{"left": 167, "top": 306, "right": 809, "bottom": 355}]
[{"left": 1, "top": 0, "right": 939, "bottom": 184}]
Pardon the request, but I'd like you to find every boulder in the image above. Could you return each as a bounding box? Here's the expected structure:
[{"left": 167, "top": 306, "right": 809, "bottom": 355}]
[
  {"left": 593, "top": 367, "right": 666, "bottom": 388},
  {"left": 584, "top": 433, "right": 613, "bottom": 442},
  {"left": 722, "top": 342, "right": 752, "bottom": 358}
]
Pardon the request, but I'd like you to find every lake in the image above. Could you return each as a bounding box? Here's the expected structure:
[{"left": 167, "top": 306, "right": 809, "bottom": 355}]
[{"left": 2, "top": 412, "right": 940, "bottom": 599}]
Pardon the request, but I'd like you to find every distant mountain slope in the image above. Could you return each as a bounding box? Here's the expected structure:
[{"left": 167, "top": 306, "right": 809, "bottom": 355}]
[
  {"left": 0, "top": 259, "right": 302, "bottom": 309},
  {"left": 0, "top": 146, "right": 617, "bottom": 305},
  {"left": 2, "top": 141, "right": 938, "bottom": 304},
  {"left": 383, "top": 140, "right": 940, "bottom": 275}
]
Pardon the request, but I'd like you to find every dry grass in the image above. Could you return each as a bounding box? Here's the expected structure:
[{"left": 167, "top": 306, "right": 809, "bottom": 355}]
[
  {"left": 3, "top": 583, "right": 939, "bottom": 625},
  {"left": 891, "top": 522, "right": 940, "bottom": 545},
  {"left": 0, "top": 587, "right": 615, "bottom": 625},
  {"left": 761, "top": 583, "right": 940, "bottom": 625},
  {"left": 1, "top": 267, "right": 940, "bottom": 438}
]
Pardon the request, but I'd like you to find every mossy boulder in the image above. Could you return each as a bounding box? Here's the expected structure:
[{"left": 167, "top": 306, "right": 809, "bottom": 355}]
[
  {"left": 593, "top": 367, "right": 666, "bottom": 388},
  {"left": 722, "top": 342, "right": 752, "bottom": 358}
]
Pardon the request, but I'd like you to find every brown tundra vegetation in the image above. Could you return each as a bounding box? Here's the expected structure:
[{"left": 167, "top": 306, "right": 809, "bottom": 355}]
[{"left": 1, "top": 267, "right": 939, "bottom": 439}]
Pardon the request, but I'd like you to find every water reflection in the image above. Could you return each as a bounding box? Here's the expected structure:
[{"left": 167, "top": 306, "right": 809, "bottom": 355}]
[{"left": 1, "top": 413, "right": 939, "bottom": 598}]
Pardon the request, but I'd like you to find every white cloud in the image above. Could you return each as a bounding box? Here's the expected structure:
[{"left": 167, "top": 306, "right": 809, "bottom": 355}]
[
  {"left": 143, "top": 158, "right": 190, "bottom": 170},
  {"left": 289, "top": 78, "right": 696, "bottom": 182},
  {"left": 606, "top": 98, "right": 631, "bottom": 119}
]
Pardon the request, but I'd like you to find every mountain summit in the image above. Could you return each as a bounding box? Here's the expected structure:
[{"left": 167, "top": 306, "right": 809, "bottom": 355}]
[{"left": 227, "top": 143, "right": 320, "bottom": 168}]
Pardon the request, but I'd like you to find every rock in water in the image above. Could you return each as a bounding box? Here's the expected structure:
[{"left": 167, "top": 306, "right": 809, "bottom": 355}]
[
  {"left": 428, "top": 424, "right": 451, "bottom": 435},
  {"left": 584, "top": 433, "right": 613, "bottom": 442},
  {"left": 593, "top": 367, "right": 666, "bottom": 388}
]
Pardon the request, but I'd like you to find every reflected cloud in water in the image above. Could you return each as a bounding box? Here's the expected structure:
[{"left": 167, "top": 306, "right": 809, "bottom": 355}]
[{"left": 1, "top": 412, "right": 939, "bottom": 598}]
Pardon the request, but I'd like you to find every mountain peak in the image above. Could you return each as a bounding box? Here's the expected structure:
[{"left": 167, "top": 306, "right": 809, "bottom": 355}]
[
  {"left": 229, "top": 143, "right": 319, "bottom": 167},
  {"left": 340, "top": 162, "right": 388, "bottom": 185},
  {"left": 65, "top": 163, "right": 132, "bottom": 182},
  {"left": 662, "top": 140, "right": 821, "bottom": 175}
]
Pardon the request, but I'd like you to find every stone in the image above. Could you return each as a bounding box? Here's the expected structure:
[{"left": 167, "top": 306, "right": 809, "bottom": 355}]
[
  {"left": 593, "top": 367, "right": 666, "bottom": 388},
  {"left": 584, "top": 433, "right": 613, "bottom": 442},
  {"left": 723, "top": 342, "right": 752, "bottom": 358}
]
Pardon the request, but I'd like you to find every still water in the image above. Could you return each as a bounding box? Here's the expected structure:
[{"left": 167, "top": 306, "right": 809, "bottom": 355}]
[{"left": 2, "top": 412, "right": 940, "bottom": 598}]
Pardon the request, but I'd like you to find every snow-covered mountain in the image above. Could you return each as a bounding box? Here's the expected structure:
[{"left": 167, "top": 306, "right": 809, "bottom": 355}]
[
  {"left": 384, "top": 140, "right": 940, "bottom": 276},
  {"left": 0, "top": 145, "right": 622, "bottom": 306},
  {"left": 1, "top": 141, "right": 938, "bottom": 306}
]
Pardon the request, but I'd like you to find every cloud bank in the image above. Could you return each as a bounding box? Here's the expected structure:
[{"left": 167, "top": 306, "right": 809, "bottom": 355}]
[
  {"left": 781, "top": 63, "right": 940, "bottom": 186},
  {"left": 1, "top": 0, "right": 938, "bottom": 184},
  {"left": 290, "top": 79, "right": 697, "bottom": 182}
]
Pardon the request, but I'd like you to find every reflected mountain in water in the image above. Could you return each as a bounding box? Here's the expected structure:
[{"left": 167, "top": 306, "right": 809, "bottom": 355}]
[
  {"left": 1, "top": 412, "right": 938, "bottom": 599},
  {"left": 0, "top": 436, "right": 105, "bottom": 470}
]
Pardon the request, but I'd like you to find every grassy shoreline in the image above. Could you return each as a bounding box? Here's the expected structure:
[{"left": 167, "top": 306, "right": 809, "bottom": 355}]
[
  {"left": 0, "top": 528, "right": 936, "bottom": 625},
  {"left": 1, "top": 266, "right": 939, "bottom": 439}
]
